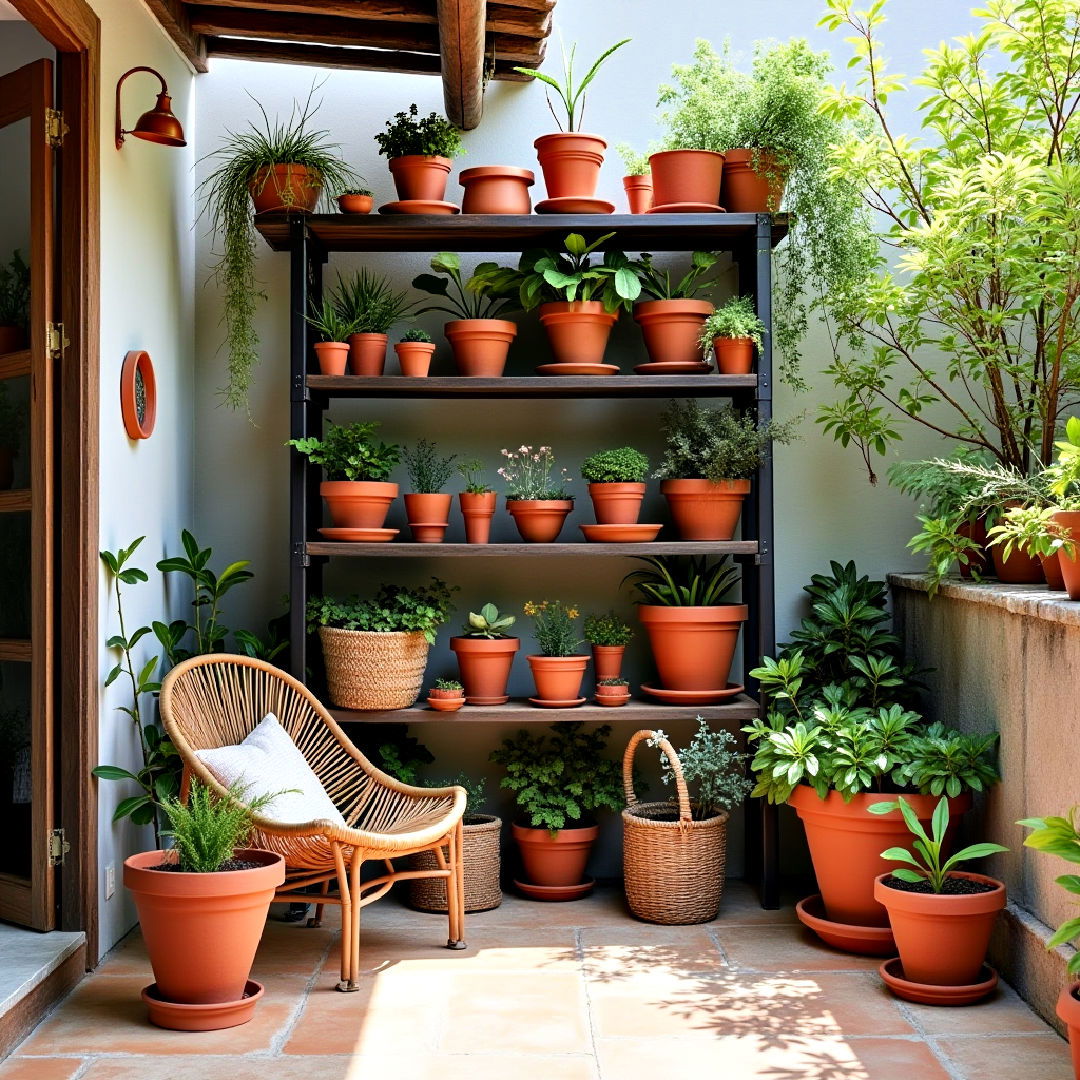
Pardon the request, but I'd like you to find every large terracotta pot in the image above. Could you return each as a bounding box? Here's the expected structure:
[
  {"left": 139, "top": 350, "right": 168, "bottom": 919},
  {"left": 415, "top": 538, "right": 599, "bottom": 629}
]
[
  {"left": 637, "top": 604, "right": 747, "bottom": 691},
  {"left": 538, "top": 302, "right": 617, "bottom": 366},
  {"left": 623, "top": 175, "right": 652, "bottom": 214},
  {"left": 958, "top": 516, "right": 989, "bottom": 578},
  {"left": 460, "top": 166, "right": 534, "bottom": 214},
  {"left": 512, "top": 822, "right": 598, "bottom": 887},
  {"left": 1053, "top": 510, "right": 1080, "bottom": 600},
  {"left": 388, "top": 155, "right": 452, "bottom": 202},
  {"left": 991, "top": 541, "right": 1045, "bottom": 584},
  {"left": 507, "top": 498, "right": 573, "bottom": 542},
  {"left": 450, "top": 635, "right": 520, "bottom": 704},
  {"left": 0, "top": 325, "right": 26, "bottom": 354},
  {"left": 588, "top": 482, "right": 646, "bottom": 525},
  {"left": 526, "top": 654, "right": 588, "bottom": 702},
  {"left": 313, "top": 341, "right": 348, "bottom": 376},
  {"left": 348, "top": 333, "right": 388, "bottom": 377},
  {"left": 124, "top": 848, "right": 285, "bottom": 1010},
  {"left": 661, "top": 478, "right": 750, "bottom": 540},
  {"left": 534, "top": 133, "right": 606, "bottom": 199},
  {"left": 321, "top": 480, "right": 398, "bottom": 528},
  {"left": 720, "top": 149, "right": 787, "bottom": 213},
  {"left": 649, "top": 149, "right": 724, "bottom": 208},
  {"left": 790, "top": 787, "right": 972, "bottom": 928},
  {"left": 634, "top": 299, "right": 714, "bottom": 365},
  {"left": 404, "top": 492, "right": 452, "bottom": 543},
  {"left": 0, "top": 446, "right": 14, "bottom": 490},
  {"left": 874, "top": 871, "right": 1005, "bottom": 985},
  {"left": 591, "top": 644, "right": 625, "bottom": 681},
  {"left": 713, "top": 336, "right": 754, "bottom": 375},
  {"left": 249, "top": 164, "right": 321, "bottom": 215},
  {"left": 459, "top": 491, "right": 497, "bottom": 543},
  {"left": 1057, "top": 982, "right": 1080, "bottom": 1079},
  {"left": 445, "top": 319, "right": 517, "bottom": 377},
  {"left": 1041, "top": 550, "right": 1066, "bottom": 591}
]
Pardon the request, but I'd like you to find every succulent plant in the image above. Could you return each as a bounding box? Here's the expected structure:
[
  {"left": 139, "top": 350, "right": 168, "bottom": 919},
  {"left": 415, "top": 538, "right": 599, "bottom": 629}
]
[{"left": 462, "top": 602, "right": 516, "bottom": 638}]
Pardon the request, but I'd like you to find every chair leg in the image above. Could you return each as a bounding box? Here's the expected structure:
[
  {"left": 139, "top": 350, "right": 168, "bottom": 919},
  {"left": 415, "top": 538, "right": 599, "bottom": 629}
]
[
  {"left": 345, "top": 851, "right": 363, "bottom": 989},
  {"left": 332, "top": 843, "right": 359, "bottom": 993},
  {"left": 446, "top": 821, "right": 467, "bottom": 950}
]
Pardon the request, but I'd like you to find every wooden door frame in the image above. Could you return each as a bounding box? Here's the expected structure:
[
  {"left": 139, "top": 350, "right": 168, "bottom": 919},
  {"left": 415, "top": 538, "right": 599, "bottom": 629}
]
[{"left": 12, "top": 0, "right": 100, "bottom": 961}]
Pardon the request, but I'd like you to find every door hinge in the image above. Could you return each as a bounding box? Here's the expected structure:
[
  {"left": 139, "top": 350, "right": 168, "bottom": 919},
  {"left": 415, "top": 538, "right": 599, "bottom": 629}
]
[
  {"left": 49, "top": 828, "right": 70, "bottom": 866},
  {"left": 47, "top": 322, "right": 69, "bottom": 357},
  {"left": 45, "top": 108, "right": 68, "bottom": 149}
]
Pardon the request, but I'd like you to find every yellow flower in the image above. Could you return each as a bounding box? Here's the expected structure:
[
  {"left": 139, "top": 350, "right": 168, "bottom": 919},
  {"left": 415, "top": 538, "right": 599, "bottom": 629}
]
[
  {"left": 523, "top": 601, "right": 537, "bottom": 616},
  {"left": 566, "top": 607, "right": 580, "bottom": 619}
]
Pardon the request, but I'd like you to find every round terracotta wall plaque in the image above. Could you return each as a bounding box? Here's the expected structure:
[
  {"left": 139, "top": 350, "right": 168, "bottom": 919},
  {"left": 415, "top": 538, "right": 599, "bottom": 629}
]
[{"left": 120, "top": 350, "right": 156, "bottom": 439}]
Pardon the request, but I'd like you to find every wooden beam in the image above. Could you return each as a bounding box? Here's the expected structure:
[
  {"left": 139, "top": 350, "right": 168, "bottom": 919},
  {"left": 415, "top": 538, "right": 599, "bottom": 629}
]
[
  {"left": 141, "top": 0, "right": 208, "bottom": 72},
  {"left": 0, "top": 639, "right": 32, "bottom": 662},
  {"left": 437, "top": 0, "right": 485, "bottom": 129}
]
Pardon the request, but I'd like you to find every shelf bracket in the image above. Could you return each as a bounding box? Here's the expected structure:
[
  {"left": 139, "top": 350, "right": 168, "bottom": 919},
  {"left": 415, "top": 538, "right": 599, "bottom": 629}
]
[
  {"left": 292, "top": 542, "right": 310, "bottom": 568},
  {"left": 292, "top": 373, "right": 310, "bottom": 403}
]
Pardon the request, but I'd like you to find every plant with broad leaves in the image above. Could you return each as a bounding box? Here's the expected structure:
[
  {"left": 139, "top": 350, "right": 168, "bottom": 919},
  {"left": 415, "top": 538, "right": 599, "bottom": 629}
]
[
  {"left": 633, "top": 251, "right": 720, "bottom": 301},
  {"left": 622, "top": 555, "right": 740, "bottom": 607},
  {"left": 287, "top": 420, "right": 401, "bottom": 482},
  {"left": 1019, "top": 809, "right": 1080, "bottom": 975},
  {"left": 461, "top": 602, "right": 516, "bottom": 639},
  {"left": 412, "top": 252, "right": 518, "bottom": 321}
]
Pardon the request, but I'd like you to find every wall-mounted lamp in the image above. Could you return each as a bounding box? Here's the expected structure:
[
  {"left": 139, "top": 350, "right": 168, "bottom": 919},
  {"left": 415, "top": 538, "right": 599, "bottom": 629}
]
[{"left": 115, "top": 66, "right": 186, "bottom": 150}]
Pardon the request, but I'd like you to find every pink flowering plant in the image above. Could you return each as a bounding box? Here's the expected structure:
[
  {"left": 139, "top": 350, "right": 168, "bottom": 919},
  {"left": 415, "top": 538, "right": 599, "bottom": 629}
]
[{"left": 498, "top": 445, "right": 573, "bottom": 501}]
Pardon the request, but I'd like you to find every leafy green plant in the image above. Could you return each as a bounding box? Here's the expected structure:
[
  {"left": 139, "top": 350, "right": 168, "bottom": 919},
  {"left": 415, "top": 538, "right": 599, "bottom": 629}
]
[
  {"left": 649, "top": 720, "right": 752, "bottom": 819},
  {"left": 522, "top": 599, "right": 582, "bottom": 657},
  {"left": 490, "top": 721, "right": 623, "bottom": 832},
  {"left": 988, "top": 505, "right": 1074, "bottom": 562},
  {"left": 634, "top": 251, "right": 719, "bottom": 301},
  {"left": 0, "top": 250, "right": 30, "bottom": 329},
  {"left": 374, "top": 104, "right": 463, "bottom": 159},
  {"left": 403, "top": 439, "right": 456, "bottom": 493},
  {"left": 499, "top": 445, "right": 572, "bottom": 501},
  {"left": 412, "top": 252, "right": 518, "bottom": 321},
  {"left": 583, "top": 611, "right": 633, "bottom": 647},
  {"left": 616, "top": 143, "right": 651, "bottom": 175},
  {"left": 461, "top": 602, "right": 516, "bottom": 638},
  {"left": 287, "top": 420, "right": 401, "bottom": 482},
  {"left": 699, "top": 296, "right": 766, "bottom": 350},
  {"left": 372, "top": 731, "right": 433, "bottom": 786},
  {"left": 432, "top": 677, "right": 463, "bottom": 692},
  {"left": 457, "top": 458, "right": 492, "bottom": 495},
  {"left": 1019, "top": 808, "right": 1080, "bottom": 974},
  {"left": 400, "top": 328, "right": 432, "bottom": 343},
  {"left": 339, "top": 187, "right": 374, "bottom": 197},
  {"left": 580, "top": 447, "right": 649, "bottom": 484},
  {"left": 331, "top": 269, "right": 417, "bottom": 335},
  {"left": 304, "top": 297, "right": 356, "bottom": 344},
  {"left": 623, "top": 555, "right": 739, "bottom": 607},
  {"left": 307, "top": 579, "right": 458, "bottom": 644},
  {"left": 0, "top": 383, "right": 24, "bottom": 452},
  {"left": 598, "top": 677, "right": 629, "bottom": 687},
  {"left": 426, "top": 772, "right": 487, "bottom": 819}
]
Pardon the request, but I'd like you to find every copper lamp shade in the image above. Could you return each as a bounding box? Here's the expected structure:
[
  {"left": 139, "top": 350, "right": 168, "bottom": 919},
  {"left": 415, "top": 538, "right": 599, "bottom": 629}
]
[{"left": 115, "top": 67, "right": 186, "bottom": 149}]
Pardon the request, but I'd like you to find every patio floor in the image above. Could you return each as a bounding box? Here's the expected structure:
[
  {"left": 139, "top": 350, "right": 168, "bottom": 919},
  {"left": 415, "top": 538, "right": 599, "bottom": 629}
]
[{"left": 0, "top": 882, "right": 1071, "bottom": 1079}]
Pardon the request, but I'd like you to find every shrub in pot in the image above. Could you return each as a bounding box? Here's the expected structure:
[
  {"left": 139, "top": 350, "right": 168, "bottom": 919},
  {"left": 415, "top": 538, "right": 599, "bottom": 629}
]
[
  {"left": 583, "top": 610, "right": 633, "bottom": 682},
  {"left": 581, "top": 447, "right": 649, "bottom": 525},
  {"left": 700, "top": 296, "right": 766, "bottom": 375},
  {"left": 450, "top": 603, "right": 519, "bottom": 705},
  {"left": 374, "top": 104, "right": 463, "bottom": 206},
  {"left": 403, "top": 439, "right": 456, "bottom": 543},
  {"left": 522, "top": 599, "right": 588, "bottom": 706},
  {"left": 337, "top": 187, "right": 374, "bottom": 214},
  {"left": 632, "top": 251, "right": 720, "bottom": 365},
  {"left": 395, "top": 328, "right": 436, "bottom": 377},
  {"left": 0, "top": 382, "right": 24, "bottom": 491},
  {"left": 426, "top": 677, "right": 465, "bottom": 712},
  {"left": 617, "top": 144, "right": 653, "bottom": 213},
  {"left": 0, "top": 250, "right": 29, "bottom": 355},
  {"left": 331, "top": 269, "right": 418, "bottom": 376},
  {"left": 457, "top": 460, "right": 497, "bottom": 543},
  {"left": 501, "top": 444, "right": 574, "bottom": 542},
  {"left": 305, "top": 297, "right": 355, "bottom": 377},
  {"left": 595, "top": 677, "right": 630, "bottom": 707}
]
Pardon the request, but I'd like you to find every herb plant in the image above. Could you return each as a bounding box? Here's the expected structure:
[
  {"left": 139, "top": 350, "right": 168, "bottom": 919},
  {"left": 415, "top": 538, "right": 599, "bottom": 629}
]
[
  {"left": 374, "top": 104, "right": 463, "bottom": 159},
  {"left": 634, "top": 251, "right": 720, "bottom": 301},
  {"left": 616, "top": 143, "right": 651, "bottom": 176},
  {"left": 331, "top": 269, "right": 417, "bottom": 335},
  {"left": 0, "top": 250, "right": 30, "bottom": 329},
  {"left": 699, "top": 296, "right": 766, "bottom": 350},
  {"left": 287, "top": 420, "right": 401, "bottom": 482},
  {"left": 580, "top": 447, "right": 649, "bottom": 484},
  {"left": 499, "top": 445, "right": 572, "bottom": 501},
  {"left": 307, "top": 579, "right": 458, "bottom": 644},
  {"left": 403, "top": 439, "right": 456, "bottom": 493},
  {"left": 623, "top": 555, "right": 739, "bottom": 606},
  {"left": 584, "top": 611, "right": 633, "bottom": 647},
  {"left": 339, "top": 186, "right": 374, "bottom": 197},
  {"left": 305, "top": 297, "right": 356, "bottom": 344},
  {"left": 598, "top": 677, "right": 629, "bottom": 687},
  {"left": 458, "top": 459, "right": 492, "bottom": 494},
  {"left": 462, "top": 602, "right": 516, "bottom": 638},
  {"left": 412, "top": 252, "right": 518, "bottom": 321},
  {"left": 649, "top": 720, "right": 752, "bottom": 819},
  {"left": 400, "top": 328, "right": 432, "bottom": 344},
  {"left": 523, "top": 599, "right": 582, "bottom": 657},
  {"left": 432, "top": 677, "right": 463, "bottom": 692},
  {"left": 1019, "top": 809, "right": 1080, "bottom": 974}
]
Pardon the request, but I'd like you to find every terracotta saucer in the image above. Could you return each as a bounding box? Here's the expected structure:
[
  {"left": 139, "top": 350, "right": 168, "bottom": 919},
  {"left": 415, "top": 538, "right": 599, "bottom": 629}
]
[
  {"left": 527, "top": 696, "right": 587, "bottom": 708},
  {"left": 647, "top": 202, "right": 727, "bottom": 214},
  {"left": 795, "top": 894, "right": 895, "bottom": 956},
  {"left": 514, "top": 877, "right": 595, "bottom": 902},
  {"left": 580, "top": 523, "right": 663, "bottom": 543},
  {"left": 142, "top": 980, "right": 264, "bottom": 1031},
  {"left": 535, "top": 197, "right": 615, "bottom": 215},
  {"left": 426, "top": 697, "right": 465, "bottom": 713},
  {"left": 639, "top": 683, "right": 745, "bottom": 705},
  {"left": 317, "top": 527, "right": 399, "bottom": 542},
  {"left": 594, "top": 694, "right": 631, "bottom": 707},
  {"left": 535, "top": 363, "right": 620, "bottom": 376},
  {"left": 879, "top": 957, "right": 999, "bottom": 1005},
  {"left": 379, "top": 200, "right": 461, "bottom": 215},
  {"left": 634, "top": 361, "right": 713, "bottom": 375}
]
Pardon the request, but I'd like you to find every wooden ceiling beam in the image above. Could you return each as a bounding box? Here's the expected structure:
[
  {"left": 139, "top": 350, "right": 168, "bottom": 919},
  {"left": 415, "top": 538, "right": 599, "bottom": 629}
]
[
  {"left": 142, "top": 0, "right": 208, "bottom": 72},
  {"left": 438, "top": 0, "right": 485, "bottom": 130}
]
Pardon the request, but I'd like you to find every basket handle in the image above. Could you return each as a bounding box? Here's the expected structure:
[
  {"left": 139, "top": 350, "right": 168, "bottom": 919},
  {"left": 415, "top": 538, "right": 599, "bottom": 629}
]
[{"left": 622, "top": 728, "right": 693, "bottom": 825}]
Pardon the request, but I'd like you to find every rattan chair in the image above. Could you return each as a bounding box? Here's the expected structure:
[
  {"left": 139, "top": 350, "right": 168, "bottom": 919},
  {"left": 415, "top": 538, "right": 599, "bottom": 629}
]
[{"left": 159, "top": 653, "right": 468, "bottom": 992}]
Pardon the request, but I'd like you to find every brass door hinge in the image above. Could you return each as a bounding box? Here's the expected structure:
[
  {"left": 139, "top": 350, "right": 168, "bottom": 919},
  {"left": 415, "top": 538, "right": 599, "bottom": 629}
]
[
  {"left": 46, "top": 322, "right": 68, "bottom": 357},
  {"left": 49, "top": 828, "right": 70, "bottom": 867},
  {"left": 45, "top": 108, "right": 67, "bottom": 149}
]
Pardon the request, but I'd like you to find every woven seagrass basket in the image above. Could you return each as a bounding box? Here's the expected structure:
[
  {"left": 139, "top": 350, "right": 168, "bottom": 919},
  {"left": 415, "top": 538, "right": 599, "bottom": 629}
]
[
  {"left": 621, "top": 728, "right": 729, "bottom": 925},
  {"left": 318, "top": 626, "right": 429, "bottom": 710},
  {"left": 408, "top": 814, "right": 503, "bottom": 913}
]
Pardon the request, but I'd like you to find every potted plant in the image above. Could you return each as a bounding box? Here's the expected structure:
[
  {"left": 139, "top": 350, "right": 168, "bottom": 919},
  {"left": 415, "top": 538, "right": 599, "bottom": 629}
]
[
  {"left": 1046, "top": 417, "right": 1080, "bottom": 599},
  {"left": 337, "top": 187, "right": 374, "bottom": 214},
  {"left": 287, "top": 420, "right": 401, "bottom": 531},
  {"left": 514, "top": 38, "right": 631, "bottom": 208},
  {"left": 412, "top": 252, "right": 519, "bottom": 377},
  {"left": 580, "top": 447, "right": 649, "bottom": 525},
  {"left": 500, "top": 444, "right": 573, "bottom": 542},
  {"left": 402, "top": 439, "right": 456, "bottom": 543},
  {"left": 123, "top": 780, "right": 286, "bottom": 1030},
  {"left": 654, "top": 400, "right": 797, "bottom": 540},
  {"left": 986, "top": 505, "right": 1070, "bottom": 592},
  {"left": 490, "top": 721, "right": 623, "bottom": 896},
  {"left": 871, "top": 795, "right": 1007, "bottom": 1000},
  {"left": 0, "top": 250, "right": 29, "bottom": 354},
  {"left": 583, "top": 610, "right": 633, "bottom": 681},
  {"left": 617, "top": 144, "right": 652, "bottom": 213},
  {"left": 374, "top": 104, "right": 463, "bottom": 208},
  {"left": 522, "top": 600, "right": 588, "bottom": 706},
  {"left": 632, "top": 252, "right": 720, "bottom": 367},
  {"left": 306, "top": 579, "right": 457, "bottom": 710},
  {"left": 700, "top": 296, "right": 766, "bottom": 375},
  {"left": 426, "top": 677, "right": 465, "bottom": 712},
  {"left": 450, "top": 602, "right": 519, "bottom": 705},
  {"left": 459, "top": 166, "right": 535, "bottom": 214},
  {"left": 304, "top": 297, "right": 355, "bottom": 376},
  {"left": 0, "top": 383, "right": 24, "bottom": 491},
  {"left": 595, "top": 677, "right": 630, "bottom": 707},
  {"left": 394, "top": 328, "right": 436, "bottom": 377},
  {"left": 331, "top": 269, "right": 418, "bottom": 377},
  {"left": 197, "top": 91, "right": 359, "bottom": 410},
  {"left": 457, "top": 460, "right": 496, "bottom": 543}
]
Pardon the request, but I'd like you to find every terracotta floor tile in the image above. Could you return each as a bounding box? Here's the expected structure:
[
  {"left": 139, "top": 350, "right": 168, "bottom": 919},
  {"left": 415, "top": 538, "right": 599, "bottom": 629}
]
[
  {"left": 712, "top": 924, "right": 885, "bottom": 973},
  {"left": 80, "top": 1058, "right": 360, "bottom": 1080},
  {"left": 935, "top": 1033, "right": 1074, "bottom": 1080},
  {"left": 902, "top": 981, "right": 1055, "bottom": 1035},
  {"left": 580, "top": 924, "right": 726, "bottom": 979},
  {"left": 414, "top": 1056, "right": 597, "bottom": 1080},
  {"left": 0, "top": 1059, "right": 84, "bottom": 1080}
]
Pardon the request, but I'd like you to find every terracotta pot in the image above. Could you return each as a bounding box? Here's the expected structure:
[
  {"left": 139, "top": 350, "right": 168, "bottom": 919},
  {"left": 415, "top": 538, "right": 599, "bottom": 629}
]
[
  {"left": 1057, "top": 982, "right": 1080, "bottom": 1079},
  {"left": 1041, "top": 550, "right": 1066, "bottom": 591},
  {"left": 460, "top": 166, "right": 534, "bottom": 214},
  {"left": 0, "top": 446, "right": 13, "bottom": 491},
  {"left": 588, "top": 482, "right": 645, "bottom": 525},
  {"left": 348, "top": 333, "right": 388, "bottom": 377},
  {"left": 1053, "top": 511, "right": 1080, "bottom": 600},
  {"left": 720, "top": 149, "right": 787, "bottom": 213},
  {"left": 404, "top": 492, "right": 452, "bottom": 543},
  {"left": 337, "top": 193, "right": 373, "bottom": 214},
  {"left": 513, "top": 822, "right": 597, "bottom": 887},
  {"left": 0, "top": 325, "right": 26, "bottom": 354},
  {"left": 527, "top": 654, "right": 588, "bottom": 702},
  {"left": 395, "top": 341, "right": 436, "bottom": 377},
  {"left": 459, "top": 491, "right": 497, "bottom": 543},
  {"left": 321, "top": 480, "right": 398, "bottom": 528},
  {"left": 534, "top": 132, "right": 607, "bottom": 199},
  {"left": 649, "top": 149, "right": 724, "bottom": 208},
  {"left": 124, "top": 848, "right": 285, "bottom": 1009},
  {"left": 450, "top": 635, "right": 520, "bottom": 705},
  {"left": 790, "top": 786, "right": 972, "bottom": 928},
  {"left": 595, "top": 686, "right": 630, "bottom": 707},
  {"left": 249, "top": 164, "right": 321, "bottom": 215},
  {"left": 388, "top": 155, "right": 452, "bottom": 202},
  {"left": 538, "top": 302, "right": 618, "bottom": 366},
  {"left": 661, "top": 478, "right": 750, "bottom": 540},
  {"left": 427, "top": 696, "right": 465, "bottom": 712},
  {"left": 634, "top": 299, "right": 714, "bottom": 366},
  {"left": 638, "top": 604, "right": 747, "bottom": 692},
  {"left": 958, "top": 516, "right": 989, "bottom": 578},
  {"left": 313, "top": 341, "right": 348, "bottom": 376},
  {"left": 591, "top": 644, "right": 625, "bottom": 681},
  {"left": 874, "top": 871, "right": 1005, "bottom": 986},
  {"left": 714, "top": 336, "right": 755, "bottom": 375},
  {"left": 623, "top": 175, "right": 653, "bottom": 214},
  {"left": 445, "top": 319, "right": 517, "bottom": 377},
  {"left": 507, "top": 498, "right": 573, "bottom": 542},
  {"left": 991, "top": 540, "right": 1045, "bottom": 584}
]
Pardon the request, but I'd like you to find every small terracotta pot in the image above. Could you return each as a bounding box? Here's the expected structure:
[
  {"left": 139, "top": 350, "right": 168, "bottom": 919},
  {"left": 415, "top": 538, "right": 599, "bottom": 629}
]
[
  {"left": 427, "top": 689, "right": 465, "bottom": 712},
  {"left": 512, "top": 822, "right": 597, "bottom": 887},
  {"left": 623, "top": 175, "right": 652, "bottom": 214},
  {"left": 720, "top": 149, "right": 787, "bottom": 213},
  {"left": 591, "top": 644, "right": 625, "bottom": 681},
  {"left": 1041, "top": 550, "right": 1066, "bottom": 591},
  {"left": 395, "top": 341, "right": 436, "bottom": 377},
  {"left": 348, "top": 333, "right": 388, "bottom": 377},
  {"left": 958, "top": 516, "right": 989, "bottom": 579},
  {"left": 388, "top": 155, "right": 452, "bottom": 202},
  {"left": 595, "top": 686, "right": 630, "bottom": 707},
  {"left": 460, "top": 166, "right": 534, "bottom": 214},
  {"left": 649, "top": 149, "right": 724, "bottom": 208},
  {"left": 450, "top": 635, "right": 520, "bottom": 704},
  {"left": 321, "top": 480, "right": 398, "bottom": 528},
  {"left": 0, "top": 325, "right": 26, "bottom": 354},
  {"left": 588, "top": 482, "right": 646, "bottom": 525},
  {"left": 1053, "top": 511, "right": 1080, "bottom": 600},
  {"left": 0, "top": 446, "right": 15, "bottom": 490},
  {"left": 459, "top": 491, "right": 497, "bottom": 543},
  {"left": 404, "top": 492, "right": 452, "bottom": 543},
  {"left": 714, "top": 336, "right": 755, "bottom": 375},
  {"left": 313, "top": 341, "right": 349, "bottom": 376},
  {"left": 538, "top": 302, "right": 618, "bottom": 366},
  {"left": 507, "top": 498, "right": 573, "bottom": 542},
  {"left": 337, "top": 193, "right": 373, "bottom": 214},
  {"left": 661, "top": 478, "right": 750, "bottom": 541},
  {"left": 527, "top": 654, "right": 588, "bottom": 702},
  {"left": 634, "top": 299, "right": 714, "bottom": 366},
  {"left": 638, "top": 604, "right": 747, "bottom": 692},
  {"left": 249, "top": 164, "right": 321, "bottom": 215},
  {"left": 874, "top": 871, "right": 1005, "bottom": 986},
  {"left": 1056, "top": 982, "right": 1080, "bottom": 1079},
  {"left": 991, "top": 540, "right": 1045, "bottom": 584},
  {"left": 534, "top": 132, "right": 607, "bottom": 199},
  {"left": 445, "top": 319, "right": 517, "bottom": 377}
]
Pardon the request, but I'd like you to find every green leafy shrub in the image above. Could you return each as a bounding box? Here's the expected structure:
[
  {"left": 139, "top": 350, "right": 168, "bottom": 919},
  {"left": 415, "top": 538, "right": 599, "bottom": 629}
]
[
  {"left": 427, "top": 772, "right": 487, "bottom": 819},
  {"left": 403, "top": 439, "right": 456, "bottom": 493},
  {"left": 623, "top": 555, "right": 739, "bottom": 607},
  {"left": 400, "top": 327, "right": 432, "bottom": 344},
  {"left": 522, "top": 599, "right": 582, "bottom": 657},
  {"left": 374, "top": 104, "right": 463, "bottom": 159},
  {"left": 461, "top": 602, "right": 516, "bottom": 638},
  {"left": 307, "top": 579, "right": 458, "bottom": 644},
  {"left": 583, "top": 611, "right": 633, "bottom": 646},
  {"left": 648, "top": 720, "right": 752, "bottom": 819},
  {"left": 616, "top": 143, "right": 651, "bottom": 175},
  {"left": 331, "top": 269, "right": 417, "bottom": 335},
  {"left": 287, "top": 420, "right": 400, "bottom": 482},
  {"left": 634, "top": 251, "right": 719, "bottom": 301},
  {"left": 700, "top": 296, "right": 766, "bottom": 350},
  {"left": 580, "top": 447, "right": 649, "bottom": 484}
]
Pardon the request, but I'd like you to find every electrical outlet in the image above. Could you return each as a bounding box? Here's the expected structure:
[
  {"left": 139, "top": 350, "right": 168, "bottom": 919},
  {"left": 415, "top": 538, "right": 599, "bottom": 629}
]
[{"left": 105, "top": 864, "right": 115, "bottom": 899}]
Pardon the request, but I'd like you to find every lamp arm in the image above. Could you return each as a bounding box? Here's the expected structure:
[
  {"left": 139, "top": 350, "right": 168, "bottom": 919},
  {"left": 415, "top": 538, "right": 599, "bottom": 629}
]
[{"left": 115, "top": 66, "right": 170, "bottom": 150}]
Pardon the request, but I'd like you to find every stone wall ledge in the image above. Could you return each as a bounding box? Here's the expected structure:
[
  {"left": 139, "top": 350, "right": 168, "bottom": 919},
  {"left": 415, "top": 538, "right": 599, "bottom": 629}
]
[{"left": 889, "top": 572, "right": 1080, "bottom": 628}]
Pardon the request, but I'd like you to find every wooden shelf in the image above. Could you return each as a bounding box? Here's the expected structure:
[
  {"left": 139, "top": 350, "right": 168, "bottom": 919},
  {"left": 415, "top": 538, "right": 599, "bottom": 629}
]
[
  {"left": 307, "top": 540, "right": 758, "bottom": 558},
  {"left": 0, "top": 490, "right": 30, "bottom": 513},
  {"left": 0, "top": 349, "right": 30, "bottom": 380},
  {"left": 0, "top": 639, "right": 31, "bottom": 662}
]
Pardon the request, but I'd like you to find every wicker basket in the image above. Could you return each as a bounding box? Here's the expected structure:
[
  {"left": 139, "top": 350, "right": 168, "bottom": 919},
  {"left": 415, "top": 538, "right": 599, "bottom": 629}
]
[
  {"left": 318, "top": 626, "right": 429, "bottom": 710},
  {"left": 408, "top": 814, "right": 503, "bottom": 913},
  {"left": 621, "top": 729, "right": 729, "bottom": 925}
]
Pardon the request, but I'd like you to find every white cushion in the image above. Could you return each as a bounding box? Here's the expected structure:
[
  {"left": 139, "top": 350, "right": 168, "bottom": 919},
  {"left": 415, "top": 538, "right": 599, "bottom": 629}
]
[{"left": 196, "top": 713, "right": 346, "bottom": 828}]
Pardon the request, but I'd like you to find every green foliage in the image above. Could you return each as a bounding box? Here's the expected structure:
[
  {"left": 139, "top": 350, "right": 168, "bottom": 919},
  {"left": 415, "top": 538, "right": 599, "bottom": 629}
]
[
  {"left": 330, "top": 268, "right": 417, "bottom": 335},
  {"left": 339, "top": 187, "right": 373, "bottom": 196},
  {"left": 522, "top": 599, "right": 583, "bottom": 657},
  {"left": 412, "top": 252, "right": 518, "bottom": 321},
  {"left": 616, "top": 143, "right": 651, "bottom": 175},
  {"left": 0, "top": 250, "right": 30, "bottom": 328},
  {"left": 0, "top": 383, "right": 24, "bottom": 452},
  {"left": 580, "top": 447, "right": 649, "bottom": 484},
  {"left": 490, "top": 721, "right": 623, "bottom": 832},
  {"left": 374, "top": 104, "right": 463, "bottom": 159},
  {"left": 634, "top": 251, "right": 720, "bottom": 301},
  {"left": 988, "top": 505, "right": 1074, "bottom": 562},
  {"left": 457, "top": 458, "right": 492, "bottom": 495},
  {"left": 699, "top": 296, "right": 766, "bottom": 351},
  {"left": 287, "top": 420, "right": 401, "bottom": 482},
  {"left": 304, "top": 297, "right": 356, "bottom": 344},
  {"left": 427, "top": 772, "right": 486, "bottom": 817},
  {"left": 871, "top": 795, "right": 1007, "bottom": 893},
  {"left": 373, "top": 731, "right": 433, "bottom": 786},
  {"left": 499, "top": 444, "right": 572, "bottom": 501},
  {"left": 462, "top": 602, "right": 516, "bottom": 639},
  {"left": 433, "top": 677, "right": 463, "bottom": 692},
  {"left": 583, "top": 611, "right": 633, "bottom": 647},
  {"left": 400, "top": 327, "right": 432, "bottom": 343},
  {"left": 307, "top": 579, "right": 458, "bottom": 644},
  {"left": 403, "top": 439, "right": 456, "bottom": 493},
  {"left": 598, "top": 677, "right": 629, "bottom": 687},
  {"left": 1019, "top": 809, "right": 1080, "bottom": 975},
  {"left": 623, "top": 555, "right": 740, "bottom": 607},
  {"left": 649, "top": 720, "right": 752, "bottom": 819}
]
